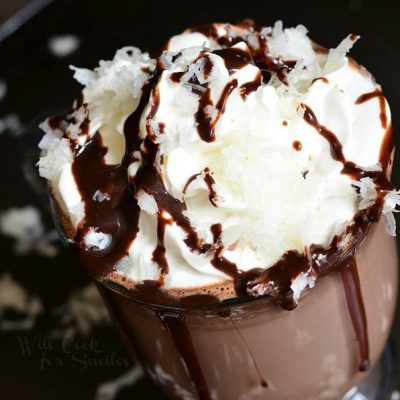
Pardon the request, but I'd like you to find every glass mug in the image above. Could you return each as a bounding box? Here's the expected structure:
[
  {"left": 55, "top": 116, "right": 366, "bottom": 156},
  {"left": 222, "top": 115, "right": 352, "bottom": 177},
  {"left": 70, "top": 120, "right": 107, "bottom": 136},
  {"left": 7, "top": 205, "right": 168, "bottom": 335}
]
[{"left": 51, "top": 194, "right": 397, "bottom": 399}]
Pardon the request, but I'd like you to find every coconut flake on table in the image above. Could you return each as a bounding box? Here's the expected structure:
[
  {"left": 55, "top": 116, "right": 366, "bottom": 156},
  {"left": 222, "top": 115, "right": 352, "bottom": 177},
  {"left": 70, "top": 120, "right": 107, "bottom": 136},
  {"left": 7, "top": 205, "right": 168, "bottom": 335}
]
[
  {"left": 48, "top": 34, "right": 80, "bottom": 58},
  {"left": 84, "top": 227, "right": 112, "bottom": 250},
  {"left": 0, "top": 113, "right": 23, "bottom": 136},
  {"left": 52, "top": 283, "right": 110, "bottom": 339},
  {"left": 95, "top": 365, "right": 144, "bottom": 400},
  {"left": 0, "top": 273, "right": 43, "bottom": 331},
  {"left": 0, "top": 206, "right": 59, "bottom": 257}
]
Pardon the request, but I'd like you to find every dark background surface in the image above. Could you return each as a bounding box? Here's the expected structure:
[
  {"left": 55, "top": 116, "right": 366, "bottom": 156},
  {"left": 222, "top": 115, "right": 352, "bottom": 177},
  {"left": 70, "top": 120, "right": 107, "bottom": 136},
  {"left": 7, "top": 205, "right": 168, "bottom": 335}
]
[{"left": 0, "top": 0, "right": 400, "bottom": 399}]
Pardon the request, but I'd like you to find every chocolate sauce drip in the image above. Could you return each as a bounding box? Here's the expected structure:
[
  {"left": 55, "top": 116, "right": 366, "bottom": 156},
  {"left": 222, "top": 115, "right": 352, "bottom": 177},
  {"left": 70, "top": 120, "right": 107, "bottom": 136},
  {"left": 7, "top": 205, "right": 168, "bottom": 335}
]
[
  {"left": 247, "top": 251, "right": 309, "bottom": 310},
  {"left": 210, "top": 223, "right": 222, "bottom": 244},
  {"left": 190, "top": 22, "right": 297, "bottom": 85},
  {"left": 228, "top": 315, "right": 268, "bottom": 388},
  {"left": 156, "top": 310, "right": 211, "bottom": 400},
  {"left": 213, "top": 47, "right": 252, "bottom": 74},
  {"left": 212, "top": 248, "right": 311, "bottom": 310},
  {"left": 247, "top": 38, "right": 296, "bottom": 85},
  {"left": 379, "top": 124, "right": 393, "bottom": 173},
  {"left": 340, "top": 258, "right": 370, "bottom": 371},
  {"left": 132, "top": 140, "right": 204, "bottom": 255},
  {"left": 182, "top": 169, "right": 219, "bottom": 207},
  {"left": 72, "top": 133, "right": 140, "bottom": 277},
  {"left": 145, "top": 87, "right": 161, "bottom": 139},
  {"left": 292, "top": 140, "right": 302, "bottom": 151},
  {"left": 355, "top": 89, "right": 388, "bottom": 129},
  {"left": 123, "top": 80, "right": 155, "bottom": 165},
  {"left": 48, "top": 115, "right": 64, "bottom": 130},
  {"left": 170, "top": 71, "right": 185, "bottom": 83},
  {"left": 203, "top": 168, "right": 218, "bottom": 207},
  {"left": 195, "top": 79, "right": 238, "bottom": 142},
  {"left": 240, "top": 72, "right": 262, "bottom": 100},
  {"left": 244, "top": 29, "right": 296, "bottom": 85},
  {"left": 302, "top": 103, "right": 345, "bottom": 162},
  {"left": 183, "top": 173, "right": 201, "bottom": 195},
  {"left": 311, "top": 77, "right": 329, "bottom": 84},
  {"left": 203, "top": 55, "right": 214, "bottom": 80},
  {"left": 152, "top": 213, "right": 169, "bottom": 283},
  {"left": 302, "top": 102, "right": 393, "bottom": 220}
]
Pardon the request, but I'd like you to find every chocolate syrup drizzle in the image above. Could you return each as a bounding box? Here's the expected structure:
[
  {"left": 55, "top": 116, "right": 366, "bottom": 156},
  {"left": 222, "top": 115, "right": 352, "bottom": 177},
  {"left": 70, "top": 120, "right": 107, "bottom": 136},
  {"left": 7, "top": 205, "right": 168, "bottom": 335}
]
[
  {"left": 156, "top": 310, "right": 211, "bottom": 399},
  {"left": 340, "top": 259, "right": 370, "bottom": 371},
  {"left": 49, "top": 21, "right": 395, "bottom": 394},
  {"left": 355, "top": 88, "right": 388, "bottom": 129},
  {"left": 182, "top": 168, "right": 219, "bottom": 207}
]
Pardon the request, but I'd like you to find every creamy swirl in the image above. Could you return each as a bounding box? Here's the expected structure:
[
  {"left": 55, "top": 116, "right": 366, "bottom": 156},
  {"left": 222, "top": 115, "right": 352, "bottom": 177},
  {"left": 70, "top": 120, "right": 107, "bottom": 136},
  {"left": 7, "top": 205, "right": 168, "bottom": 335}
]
[{"left": 38, "top": 21, "right": 398, "bottom": 307}]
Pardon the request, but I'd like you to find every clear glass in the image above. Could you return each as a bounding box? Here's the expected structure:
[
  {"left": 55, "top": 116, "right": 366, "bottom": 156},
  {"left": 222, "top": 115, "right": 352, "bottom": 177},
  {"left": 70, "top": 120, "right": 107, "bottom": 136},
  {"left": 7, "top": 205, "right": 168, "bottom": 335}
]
[{"left": 50, "top": 196, "right": 398, "bottom": 400}]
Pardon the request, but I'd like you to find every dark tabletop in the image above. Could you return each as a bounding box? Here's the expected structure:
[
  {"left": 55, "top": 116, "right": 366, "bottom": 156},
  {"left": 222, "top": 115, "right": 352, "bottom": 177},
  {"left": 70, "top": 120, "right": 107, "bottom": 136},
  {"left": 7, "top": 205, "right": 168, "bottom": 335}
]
[{"left": 0, "top": 0, "right": 400, "bottom": 399}]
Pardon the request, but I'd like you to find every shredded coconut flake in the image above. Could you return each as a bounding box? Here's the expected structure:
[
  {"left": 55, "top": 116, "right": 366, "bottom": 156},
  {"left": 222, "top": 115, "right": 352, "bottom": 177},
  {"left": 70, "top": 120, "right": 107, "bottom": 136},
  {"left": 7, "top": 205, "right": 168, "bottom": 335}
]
[
  {"left": 48, "top": 34, "right": 80, "bottom": 57},
  {"left": 182, "top": 81, "right": 207, "bottom": 94},
  {"left": 181, "top": 57, "right": 215, "bottom": 85},
  {"left": 93, "top": 190, "right": 111, "bottom": 202},
  {"left": 136, "top": 190, "right": 158, "bottom": 215},
  {"left": 159, "top": 51, "right": 174, "bottom": 70},
  {"left": 84, "top": 228, "right": 112, "bottom": 250},
  {"left": 291, "top": 272, "right": 315, "bottom": 302},
  {"left": 324, "top": 34, "right": 359, "bottom": 74},
  {"left": 0, "top": 113, "right": 23, "bottom": 136},
  {"left": 69, "top": 201, "right": 85, "bottom": 228},
  {"left": 0, "top": 273, "right": 43, "bottom": 331},
  {"left": 352, "top": 177, "right": 377, "bottom": 210},
  {"left": 383, "top": 190, "right": 400, "bottom": 236},
  {"left": 52, "top": 284, "right": 110, "bottom": 339},
  {"left": 0, "top": 206, "right": 59, "bottom": 257},
  {"left": 38, "top": 121, "right": 73, "bottom": 181},
  {"left": 70, "top": 65, "right": 97, "bottom": 86}
]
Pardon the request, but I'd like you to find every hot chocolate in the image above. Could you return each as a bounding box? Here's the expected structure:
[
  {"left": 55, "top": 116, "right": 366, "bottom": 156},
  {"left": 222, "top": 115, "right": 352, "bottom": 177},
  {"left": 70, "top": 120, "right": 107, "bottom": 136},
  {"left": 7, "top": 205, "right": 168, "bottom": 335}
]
[{"left": 39, "top": 20, "right": 399, "bottom": 399}]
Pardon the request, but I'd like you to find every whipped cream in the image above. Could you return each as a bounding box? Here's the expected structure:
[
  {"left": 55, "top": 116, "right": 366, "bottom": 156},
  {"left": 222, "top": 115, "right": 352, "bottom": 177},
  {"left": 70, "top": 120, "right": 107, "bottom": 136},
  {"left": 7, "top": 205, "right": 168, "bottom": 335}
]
[{"left": 39, "top": 21, "right": 398, "bottom": 303}]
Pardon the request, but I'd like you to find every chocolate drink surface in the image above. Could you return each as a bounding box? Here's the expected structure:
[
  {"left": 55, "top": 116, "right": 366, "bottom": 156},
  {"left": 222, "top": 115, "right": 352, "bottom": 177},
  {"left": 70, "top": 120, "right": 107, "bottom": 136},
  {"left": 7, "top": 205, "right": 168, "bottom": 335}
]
[{"left": 40, "top": 20, "right": 399, "bottom": 399}]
